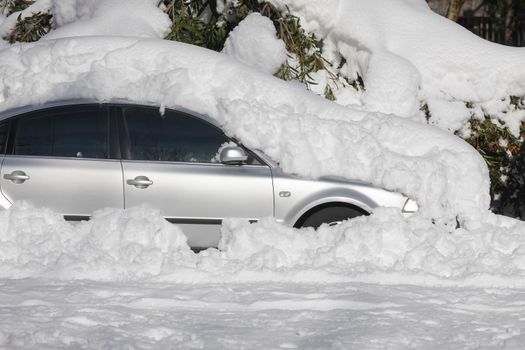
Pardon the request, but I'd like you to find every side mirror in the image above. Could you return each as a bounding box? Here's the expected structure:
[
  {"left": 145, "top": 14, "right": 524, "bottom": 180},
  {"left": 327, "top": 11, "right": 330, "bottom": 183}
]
[{"left": 220, "top": 146, "right": 248, "bottom": 165}]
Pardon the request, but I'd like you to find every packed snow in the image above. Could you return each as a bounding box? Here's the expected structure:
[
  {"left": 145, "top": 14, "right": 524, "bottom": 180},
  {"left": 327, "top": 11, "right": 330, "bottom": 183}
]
[
  {"left": 2, "top": 280, "right": 525, "bottom": 349},
  {"left": 269, "top": 0, "right": 525, "bottom": 135}
]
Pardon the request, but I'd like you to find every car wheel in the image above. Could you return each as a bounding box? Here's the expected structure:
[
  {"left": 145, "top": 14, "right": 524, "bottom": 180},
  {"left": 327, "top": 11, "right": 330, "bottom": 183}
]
[{"left": 299, "top": 205, "right": 366, "bottom": 229}]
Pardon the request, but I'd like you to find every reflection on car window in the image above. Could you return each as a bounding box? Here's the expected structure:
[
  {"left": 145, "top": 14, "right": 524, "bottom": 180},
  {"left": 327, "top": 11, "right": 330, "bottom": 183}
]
[
  {"left": 124, "top": 106, "right": 230, "bottom": 163},
  {"left": 14, "top": 105, "right": 108, "bottom": 159},
  {"left": 0, "top": 122, "right": 8, "bottom": 154}
]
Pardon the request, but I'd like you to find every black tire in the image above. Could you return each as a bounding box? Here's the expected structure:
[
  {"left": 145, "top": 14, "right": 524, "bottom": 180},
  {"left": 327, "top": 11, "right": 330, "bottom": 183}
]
[{"left": 299, "top": 206, "right": 366, "bottom": 229}]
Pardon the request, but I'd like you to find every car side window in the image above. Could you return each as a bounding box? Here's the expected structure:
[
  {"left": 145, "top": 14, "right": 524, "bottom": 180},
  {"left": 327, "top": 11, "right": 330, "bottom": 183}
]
[
  {"left": 14, "top": 105, "right": 108, "bottom": 159},
  {"left": 0, "top": 122, "right": 8, "bottom": 154},
  {"left": 124, "top": 106, "right": 231, "bottom": 163}
]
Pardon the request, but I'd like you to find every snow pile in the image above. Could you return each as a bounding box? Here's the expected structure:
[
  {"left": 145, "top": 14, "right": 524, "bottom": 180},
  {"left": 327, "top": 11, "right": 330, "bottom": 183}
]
[
  {"left": 220, "top": 209, "right": 525, "bottom": 282},
  {"left": 1, "top": 203, "right": 525, "bottom": 287},
  {"left": 268, "top": 0, "right": 525, "bottom": 134},
  {"left": 0, "top": 203, "right": 194, "bottom": 280},
  {"left": 222, "top": 13, "right": 287, "bottom": 74},
  {"left": 0, "top": 37, "right": 490, "bottom": 227},
  {"left": 0, "top": 0, "right": 522, "bottom": 288}
]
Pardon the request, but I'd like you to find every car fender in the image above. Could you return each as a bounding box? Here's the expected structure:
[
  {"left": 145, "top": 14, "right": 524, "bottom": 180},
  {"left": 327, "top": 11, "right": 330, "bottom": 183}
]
[{"left": 283, "top": 188, "right": 376, "bottom": 227}]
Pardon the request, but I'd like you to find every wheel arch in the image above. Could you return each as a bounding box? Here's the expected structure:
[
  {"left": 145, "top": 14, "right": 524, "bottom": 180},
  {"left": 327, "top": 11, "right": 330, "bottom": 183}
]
[{"left": 292, "top": 200, "right": 371, "bottom": 228}]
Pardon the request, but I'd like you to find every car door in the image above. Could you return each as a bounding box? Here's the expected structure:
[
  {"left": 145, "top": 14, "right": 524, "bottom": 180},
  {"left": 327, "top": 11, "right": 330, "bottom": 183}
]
[
  {"left": 0, "top": 104, "right": 124, "bottom": 219},
  {"left": 0, "top": 121, "right": 10, "bottom": 209},
  {"left": 119, "top": 105, "right": 274, "bottom": 248}
]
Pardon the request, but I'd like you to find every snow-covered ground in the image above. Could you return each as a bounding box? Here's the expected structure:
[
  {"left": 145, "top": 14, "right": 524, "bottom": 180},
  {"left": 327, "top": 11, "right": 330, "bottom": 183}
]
[
  {"left": 2, "top": 279, "right": 525, "bottom": 349},
  {"left": 0, "top": 1, "right": 524, "bottom": 348},
  {"left": 0, "top": 205, "right": 524, "bottom": 348}
]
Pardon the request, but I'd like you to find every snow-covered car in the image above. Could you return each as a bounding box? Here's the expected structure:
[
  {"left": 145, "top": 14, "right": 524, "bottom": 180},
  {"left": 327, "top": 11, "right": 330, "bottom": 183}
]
[{"left": 0, "top": 100, "right": 417, "bottom": 248}]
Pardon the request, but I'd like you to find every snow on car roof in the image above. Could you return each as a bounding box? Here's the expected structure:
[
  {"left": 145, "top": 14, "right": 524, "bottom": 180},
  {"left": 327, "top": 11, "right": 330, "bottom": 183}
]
[{"left": 0, "top": 36, "right": 490, "bottom": 228}]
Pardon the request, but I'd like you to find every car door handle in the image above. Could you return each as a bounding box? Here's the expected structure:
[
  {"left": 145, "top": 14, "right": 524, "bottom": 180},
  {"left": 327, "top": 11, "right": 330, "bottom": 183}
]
[
  {"left": 4, "top": 170, "right": 30, "bottom": 184},
  {"left": 126, "top": 176, "right": 153, "bottom": 189}
]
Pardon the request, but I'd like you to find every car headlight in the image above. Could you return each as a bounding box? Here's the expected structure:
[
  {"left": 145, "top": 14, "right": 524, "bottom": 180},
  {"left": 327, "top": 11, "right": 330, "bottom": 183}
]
[{"left": 402, "top": 198, "right": 419, "bottom": 213}]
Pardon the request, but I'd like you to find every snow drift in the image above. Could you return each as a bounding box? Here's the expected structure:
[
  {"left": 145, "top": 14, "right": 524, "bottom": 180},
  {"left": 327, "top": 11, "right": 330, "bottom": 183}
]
[
  {"left": 0, "top": 0, "right": 523, "bottom": 289},
  {"left": 1, "top": 203, "right": 525, "bottom": 288}
]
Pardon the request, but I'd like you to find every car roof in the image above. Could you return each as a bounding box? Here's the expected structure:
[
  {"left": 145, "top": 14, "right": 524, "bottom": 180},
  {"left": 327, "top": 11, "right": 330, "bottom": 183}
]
[{"left": 0, "top": 98, "right": 222, "bottom": 129}]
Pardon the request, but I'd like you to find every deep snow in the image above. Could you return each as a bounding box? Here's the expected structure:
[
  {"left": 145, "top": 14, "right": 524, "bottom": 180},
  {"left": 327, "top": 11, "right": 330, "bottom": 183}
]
[
  {"left": 0, "top": 36, "right": 491, "bottom": 230},
  {"left": 0, "top": 1, "right": 525, "bottom": 348},
  {"left": 269, "top": 0, "right": 525, "bottom": 136},
  {"left": 0, "top": 0, "right": 523, "bottom": 289},
  {"left": 1, "top": 203, "right": 525, "bottom": 288}
]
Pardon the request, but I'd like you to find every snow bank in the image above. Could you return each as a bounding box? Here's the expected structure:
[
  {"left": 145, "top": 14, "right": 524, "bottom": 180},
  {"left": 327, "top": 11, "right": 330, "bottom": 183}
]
[
  {"left": 268, "top": 0, "right": 525, "bottom": 134},
  {"left": 0, "top": 37, "right": 490, "bottom": 228},
  {"left": 222, "top": 13, "right": 287, "bottom": 74},
  {"left": 1, "top": 204, "right": 525, "bottom": 288},
  {"left": 0, "top": 203, "right": 194, "bottom": 280},
  {"left": 220, "top": 209, "right": 525, "bottom": 281}
]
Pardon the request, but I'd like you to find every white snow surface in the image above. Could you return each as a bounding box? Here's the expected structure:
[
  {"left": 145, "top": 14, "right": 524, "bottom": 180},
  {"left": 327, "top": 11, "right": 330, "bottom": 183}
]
[
  {"left": 1, "top": 203, "right": 525, "bottom": 288},
  {"left": 0, "top": 37, "right": 491, "bottom": 229},
  {"left": 2, "top": 280, "right": 525, "bottom": 349},
  {"left": 222, "top": 13, "right": 287, "bottom": 74},
  {"left": 1, "top": 3, "right": 525, "bottom": 345},
  {"left": 268, "top": 0, "right": 525, "bottom": 134}
]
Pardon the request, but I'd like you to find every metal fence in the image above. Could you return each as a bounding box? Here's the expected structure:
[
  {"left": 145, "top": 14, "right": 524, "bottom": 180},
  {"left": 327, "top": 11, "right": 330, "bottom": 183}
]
[{"left": 459, "top": 16, "right": 525, "bottom": 46}]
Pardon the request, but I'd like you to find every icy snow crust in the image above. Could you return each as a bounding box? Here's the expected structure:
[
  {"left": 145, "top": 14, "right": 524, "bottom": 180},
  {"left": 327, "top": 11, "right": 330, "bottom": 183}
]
[
  {"left": 269, "top": 0, "right": 525, "bottom": 134},
  {"left": 0, "top": 37, "right": 490, "bottom": 228}
]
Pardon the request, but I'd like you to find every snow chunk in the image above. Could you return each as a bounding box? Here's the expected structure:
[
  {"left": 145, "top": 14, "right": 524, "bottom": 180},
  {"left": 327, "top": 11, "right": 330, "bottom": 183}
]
[
  {"left": 361, "top": 51, "right": 422, "bottom": 118},
  {"left": 45, "top": 0, "right": 171, "bottom": 40},
  {"left": 51, "top": 0, "right": 79, "bottom": 27},
  {"left": 222, "top": 13, "right": 287, "bottom": 74},
  {"left": 427, "top": 98, "right": 472, "bottom": 132}
]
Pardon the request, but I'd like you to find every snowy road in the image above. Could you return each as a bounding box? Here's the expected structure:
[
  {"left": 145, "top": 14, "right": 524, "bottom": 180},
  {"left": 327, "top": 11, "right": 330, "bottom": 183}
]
[{"left": 1, "top": 279, "right": 524, "bottom": 349}]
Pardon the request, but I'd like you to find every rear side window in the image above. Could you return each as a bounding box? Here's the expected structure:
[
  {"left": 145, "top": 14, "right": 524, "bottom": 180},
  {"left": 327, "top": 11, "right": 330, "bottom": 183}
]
[
  {"left": 0, "top": 122, "right": 8, "bottom": 154},
  {"left": 124, "top": 106, "right": 229, "bottom": 163},
  {"left": 14, "top": 105, "right": 108, "bottom": 159}
]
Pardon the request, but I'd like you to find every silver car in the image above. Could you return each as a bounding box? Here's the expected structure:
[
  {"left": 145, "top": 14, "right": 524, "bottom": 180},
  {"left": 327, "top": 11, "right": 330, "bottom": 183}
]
[{"left": 0, "top": 100, "right": 417, "bottom": 248}]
